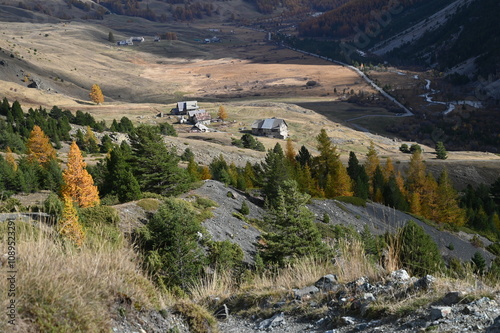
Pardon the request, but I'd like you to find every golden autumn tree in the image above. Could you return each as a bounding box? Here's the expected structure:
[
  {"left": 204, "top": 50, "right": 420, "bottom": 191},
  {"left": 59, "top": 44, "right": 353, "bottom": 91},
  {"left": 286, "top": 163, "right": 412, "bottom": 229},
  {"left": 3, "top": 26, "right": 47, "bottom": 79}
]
[
  {"left": 5, "top": 146, "right": 18, "bottom": 171},
  {"left": 58, "top": 195, "right": 85, "bottom": 246},
  {"left": 89, "top": 83, "right": 104, "bottom": 104},
  {"left": 217, "top": 105, "right": 228, "bottom": 121},
  {"left": 200, "top": 166, "right": 211, "bottom": 180},
  {"left": 364, "top": 141, "right": 380, "bottom": 180},
  {"left": 26, "top": 125, "right": 57, "bottom": 166},
  {"left": 61, "top": 141, "right": 100, "bottom": 208},
  {"left": 434, "top": 169, "right": 466, "bottom": 226}
]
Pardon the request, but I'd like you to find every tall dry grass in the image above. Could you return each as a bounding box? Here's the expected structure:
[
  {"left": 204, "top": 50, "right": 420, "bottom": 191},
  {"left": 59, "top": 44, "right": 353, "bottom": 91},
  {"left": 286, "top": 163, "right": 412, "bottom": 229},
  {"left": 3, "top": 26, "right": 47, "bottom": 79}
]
[
  {"left": 0, "top": 220, "right": 163, "bottom": 333},
  {"left": 333, "top": 238, "right": 386, "bottom": 282}
]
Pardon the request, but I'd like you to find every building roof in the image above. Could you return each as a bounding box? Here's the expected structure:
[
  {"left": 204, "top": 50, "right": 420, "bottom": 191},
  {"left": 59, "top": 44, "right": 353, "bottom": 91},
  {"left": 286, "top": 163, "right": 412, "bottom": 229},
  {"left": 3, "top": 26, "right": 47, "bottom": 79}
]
[
  {"left": 252, "top": 118, "right": 287, "bottom": 130},
  {"left": 187, "top": 109, "right": 208, "bottom": 117},
  {"left": 177, "top": 101, "right": 199, "bottom": 112}
]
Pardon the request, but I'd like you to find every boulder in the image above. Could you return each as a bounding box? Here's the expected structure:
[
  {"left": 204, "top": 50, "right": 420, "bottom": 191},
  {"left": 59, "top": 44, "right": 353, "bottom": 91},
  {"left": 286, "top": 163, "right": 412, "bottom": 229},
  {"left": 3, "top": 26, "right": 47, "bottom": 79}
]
[
  {"left": 430, "top": 306, "right": 452, "bottom": 320},
  {"left": 293, "top": 285, "right": 319, "bottom": 300},
  {"left": 256, "top": 312, "right": 285, "bottom": 330},
  {"left": 315, "top": 274, "right": 338, "bottom": 291},
  {"left": 390, "top": 269, "right": 410, "bottom": 281}
]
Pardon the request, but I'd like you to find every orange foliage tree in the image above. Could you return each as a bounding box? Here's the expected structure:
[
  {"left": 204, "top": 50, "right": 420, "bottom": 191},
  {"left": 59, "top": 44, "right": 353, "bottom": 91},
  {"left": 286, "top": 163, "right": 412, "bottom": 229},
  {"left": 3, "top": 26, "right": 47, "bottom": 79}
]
[
  {"left": 58, "top": 195, "right": 85, "bottom": 246},
  {"left": 26, "top": 125, "right": 57, "bottom": 166},
  {"left": 217, "top": 105, "right": 228, "bottom": 121},
  {"left": 89, "top": 84, "right": 104, "bottom": 104},
  {"left": 61, "top": 141, "right": 100, "bottom": 208}
]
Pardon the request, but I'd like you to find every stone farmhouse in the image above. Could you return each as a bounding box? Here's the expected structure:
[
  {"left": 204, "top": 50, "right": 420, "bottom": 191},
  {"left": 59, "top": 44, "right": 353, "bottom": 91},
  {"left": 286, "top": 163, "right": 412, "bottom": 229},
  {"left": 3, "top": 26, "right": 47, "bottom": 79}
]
[{"left": 251, "top": 118, "right": 289, "bottom": 139}]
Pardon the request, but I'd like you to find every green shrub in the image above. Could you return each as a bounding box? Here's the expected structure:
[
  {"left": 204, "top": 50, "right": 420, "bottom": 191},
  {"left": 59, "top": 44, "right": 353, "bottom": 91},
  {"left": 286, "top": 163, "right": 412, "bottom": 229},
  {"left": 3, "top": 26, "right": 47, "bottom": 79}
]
[
  {"left": 0, "top": 197, "right": 24, "bottom": 212},
  {"left": 470, "top": 235, "right": 484, "bottom": 248},
  {"left": 194, "top": 196, "right": 218, "bottom": 209},
  {"left": 79, "top": 205, "right": 120, "bottom": 226},
  {"left": 486, "top": 242, "right": 500, "bottom": 256},
  {"left": 335, "top": 196, "right": 366, "bottom": 207},
  {"left": 43, "top": 193, "right": 63, "bottom": 218},
  {"left": 173, "top": 301, "right": 218, "bottom": 333},
  {"left": 471, "top": 251, "right": 486, "bottom": 275},
  {"left": 100, "top": 194, "right": 119, "bottom": 206},
  {"left": 137, "top": 198, "right": 161, "bottom": 212},
  {"left": 240, "top": 200, "right": 249, "bottom": 215},
  {"left": 208, "top": 240, "right": 244, "bottom": 271}
]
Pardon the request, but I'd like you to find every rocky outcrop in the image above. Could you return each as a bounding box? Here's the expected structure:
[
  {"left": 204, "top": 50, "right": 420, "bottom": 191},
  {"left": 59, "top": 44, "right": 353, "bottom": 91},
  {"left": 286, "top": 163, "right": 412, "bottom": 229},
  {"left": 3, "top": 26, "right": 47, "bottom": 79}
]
[{"left": 219, "top": 270, "right": 500, "bottom": 333}]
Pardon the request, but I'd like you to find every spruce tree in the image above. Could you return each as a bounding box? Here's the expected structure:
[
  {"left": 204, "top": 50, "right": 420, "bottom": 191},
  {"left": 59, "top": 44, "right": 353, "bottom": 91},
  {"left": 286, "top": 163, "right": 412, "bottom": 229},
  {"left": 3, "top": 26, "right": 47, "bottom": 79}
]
[
  {"left": 104, "top": 148, "right": 141, "bottom": 203},
  {"left": 130, "top": 125, "right": 189, "bottom": 195},
  {"left": 262, "top": 143, "right": 291, "bottom": 208},
  {"left": 435, "top": 141, "right": 448, "bottom": 159},
  {"left": 0, "top": 97, "right": 10, "bottom": 116},
  {"left": 138, "top": 198, "right": 206, "bottom": 289},
  {"left": 295, "top": 145, "right": 312, "bottom": 167},
  {"left": 259, "top": 180, "right": 328, "bottom": 266},
  {"left": 399, "top": 220, "right": 443, "bottom": 276}
]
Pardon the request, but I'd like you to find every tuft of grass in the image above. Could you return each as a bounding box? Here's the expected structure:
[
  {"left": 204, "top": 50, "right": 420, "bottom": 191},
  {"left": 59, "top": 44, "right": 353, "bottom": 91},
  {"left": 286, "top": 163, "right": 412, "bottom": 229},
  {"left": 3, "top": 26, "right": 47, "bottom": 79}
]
[
  {"left": 173, "top": 301, "right": 218, "bottom": 333},
  {"left": 0, "top": 220, "right": 163, "bottom": 333},
  {"left": 332, "top": 238, "right": 385, "bottom": 283},
  {"left": 136, "top": 198, "right": 161, "bottom": 212},
  {"left": 190, "top": 270, "right": 236, "bottom": 305}
]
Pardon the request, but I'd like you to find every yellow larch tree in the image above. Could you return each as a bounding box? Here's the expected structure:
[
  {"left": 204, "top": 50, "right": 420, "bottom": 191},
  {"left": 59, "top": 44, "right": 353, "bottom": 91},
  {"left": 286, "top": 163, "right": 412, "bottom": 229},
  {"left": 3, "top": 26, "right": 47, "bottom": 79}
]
[
  {"left": 285, "top": 138, "right": 296, "bottom": 165},
  {"left": 61, "top": 141, "right": 100, "bottom": 208},
  {"left": 364, "top": 141, "right": 380, "bottom": 180},
  {"left": 89, "top": 83, "right": 104, "bottom": 104},
  {"left": 200, "top": 166, "right": 211, "bottom": 180},
  {"left": 26, "top": 125, "right": 57, "bottom": 166},
  {"left": 217, "top": 105, "right": 228, "bottom": 121},
  {"left": 5, "top": 146, "right": 18, "bottom": 171},
  {"left": 58, "top": 195, "right": 85, "bottom": 246}
]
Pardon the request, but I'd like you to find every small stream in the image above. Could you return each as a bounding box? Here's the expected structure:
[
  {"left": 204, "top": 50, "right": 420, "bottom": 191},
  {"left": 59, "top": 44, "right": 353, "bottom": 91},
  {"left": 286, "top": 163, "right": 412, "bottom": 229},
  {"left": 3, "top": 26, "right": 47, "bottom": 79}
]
[{"left": 420, "top": 79, "right": 483, "bottom": 115}]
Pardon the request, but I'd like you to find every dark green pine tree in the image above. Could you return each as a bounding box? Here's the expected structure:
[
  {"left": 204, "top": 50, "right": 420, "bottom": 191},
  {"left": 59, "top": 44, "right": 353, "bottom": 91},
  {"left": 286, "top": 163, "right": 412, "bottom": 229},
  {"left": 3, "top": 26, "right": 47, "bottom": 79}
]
[
  {"left": 105, "top": 148, "right": 142, "bottom": 203},
  {"left": 347, "top": 151, "right": 361, "bottom": 180},
  {"left": 471, "top": 251, "right": 486, "bottom": 275},
  {"left": 262, "top": 143, "right": 291, "bottom": 209},
  {"left": 372, "top": 165, "right": 385, "bottom": 201},
  {"left": 137, "top": 198, "right": 206, "bottom": 289},
  {"left": 11, "top": 101, "right": 24, "bottom": 124},
  {"left": 398, "top": 220, "right": 444, "bottom": 276},
  {"left": 259, "top": 180, "right": 328, "bottom": 267},
  {"left": 38, "top": 158, "right": 63, "bottom": 192},
  {"left": 383, "top": 175, "right": 409, "bottom": 211},
  {"left": 347, "top": 150, "right": 368, "bottom": 199},
  {"left": 110, "top": 119, "right": 120, "bottom": 132},
  {"left": 295, "top": 145, "right": 312, "bottom": 167},
  {"left": 100, "top": 134, "right": 114, "bottom": 153},
  {"left": 209, "top": 154, "right": 230, "bottom": 183},
  {"left": 0, "top": 154, "right": 18, "bottom": 193},
  {"left": 435, "top": 141, "right": 448, "bottom": 160},
  {"left": 130, "top": 125, "right": 190, "bottom": 196},
  {"left": 0, "top": 97, "right": 10, "bottom": 116}
]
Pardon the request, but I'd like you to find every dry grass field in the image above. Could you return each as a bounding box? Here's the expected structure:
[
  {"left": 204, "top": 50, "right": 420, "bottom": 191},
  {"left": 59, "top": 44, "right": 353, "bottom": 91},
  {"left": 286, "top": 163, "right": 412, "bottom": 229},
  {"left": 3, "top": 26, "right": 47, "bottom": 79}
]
[{"left": 0, "top": 17, "right": 498, "bottom": 173}]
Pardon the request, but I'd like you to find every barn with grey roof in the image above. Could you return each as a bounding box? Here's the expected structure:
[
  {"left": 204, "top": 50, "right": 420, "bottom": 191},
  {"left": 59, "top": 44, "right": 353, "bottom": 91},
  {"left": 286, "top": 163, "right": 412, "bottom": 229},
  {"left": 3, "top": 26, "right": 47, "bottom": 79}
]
[{"left": 251, "top": 117, "right": 288, "bottom": 139}]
